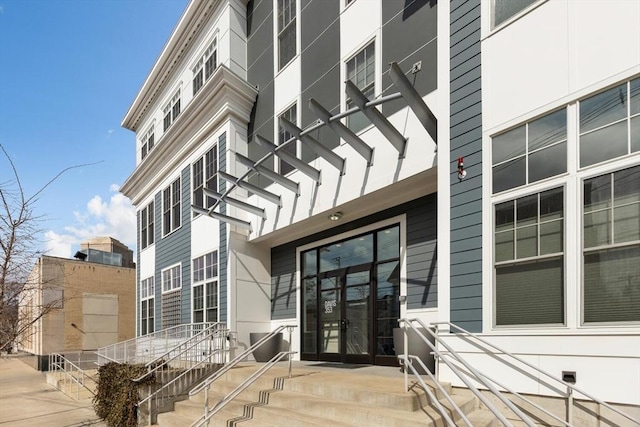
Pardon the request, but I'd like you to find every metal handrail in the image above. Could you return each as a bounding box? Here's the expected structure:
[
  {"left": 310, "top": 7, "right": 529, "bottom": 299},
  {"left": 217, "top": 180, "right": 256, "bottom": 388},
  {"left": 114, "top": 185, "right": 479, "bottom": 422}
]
[
  {"left": 97, "top": 323, "right": 215, "bottom": 365},
  {"left": 397, "top": 354, "right": 471, "bottom": 427},
  {"left": 191, "top": 351, "right": 296, "bottom": 427},
  {"left": 49, "top": 353, "right": 96, "bottom": 400},
  {"left": 433, "top": 321, "right": 640, "bottom": 426},
  {"left": 133, "top": 323, "right": 228, "bottom": 426},
  {"left": 189, "top": 325, "right": 296, "bottom": 397},
  {"left": 399, "top": 319, "right": 520, "bottom": 427}
]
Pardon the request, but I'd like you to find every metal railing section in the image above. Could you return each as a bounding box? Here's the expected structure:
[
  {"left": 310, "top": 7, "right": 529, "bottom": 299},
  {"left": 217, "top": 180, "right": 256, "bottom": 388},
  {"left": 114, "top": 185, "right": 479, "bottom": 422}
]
[
  {"left": 433, "top": 321, "right": 640, "bottom": 426},
  {"left": 96, "top": 323, "right": 216, "bottom": 366},
  {"left": 48, "top": 353, "right": 97, "bottom": 400},
  {"left": 399, "top": 318, "right": 640, "bottom": 427},
  {"left": 134, "top": 322, "right": 228, "bottom": 426},
  {"left": 189, "top": 325, "right": 297, "bottom": 427}
]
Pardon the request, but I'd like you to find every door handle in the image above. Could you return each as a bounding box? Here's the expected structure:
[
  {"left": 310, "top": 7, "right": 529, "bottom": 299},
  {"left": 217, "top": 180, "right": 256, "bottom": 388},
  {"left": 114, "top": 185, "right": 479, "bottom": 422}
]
[{"left": 340, "top": 319, "right": 349, "bottom": 331}]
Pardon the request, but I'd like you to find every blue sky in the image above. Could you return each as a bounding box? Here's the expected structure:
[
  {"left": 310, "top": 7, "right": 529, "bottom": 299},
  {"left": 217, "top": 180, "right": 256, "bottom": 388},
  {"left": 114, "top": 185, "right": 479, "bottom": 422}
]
[{"left": 0, "top": 0, "right": 188, "bottom": 257}]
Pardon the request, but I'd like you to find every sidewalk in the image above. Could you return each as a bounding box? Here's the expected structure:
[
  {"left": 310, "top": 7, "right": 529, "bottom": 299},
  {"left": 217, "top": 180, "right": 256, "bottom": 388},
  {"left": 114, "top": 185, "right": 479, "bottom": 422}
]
[{"left": 0, "top": 356, "right": 105, "bottom": 427}]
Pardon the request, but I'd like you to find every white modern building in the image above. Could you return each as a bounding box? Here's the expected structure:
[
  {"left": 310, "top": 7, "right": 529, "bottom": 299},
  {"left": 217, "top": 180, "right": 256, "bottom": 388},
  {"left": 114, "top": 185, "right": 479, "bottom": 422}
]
[{"left": 120, "top": 0, "right": 639, "bottom": 415}]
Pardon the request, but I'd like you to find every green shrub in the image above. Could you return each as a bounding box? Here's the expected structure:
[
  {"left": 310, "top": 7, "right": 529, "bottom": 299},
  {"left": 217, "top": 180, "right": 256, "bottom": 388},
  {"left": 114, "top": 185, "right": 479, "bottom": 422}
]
[{"left": 93, "top": 362, "right": 155, "bottom": 427}]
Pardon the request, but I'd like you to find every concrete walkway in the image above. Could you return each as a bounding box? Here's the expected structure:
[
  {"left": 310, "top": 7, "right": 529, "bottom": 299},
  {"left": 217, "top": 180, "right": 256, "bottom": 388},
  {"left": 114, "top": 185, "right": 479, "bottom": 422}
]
[{"left": 0, "top": 356, "right": 105, "bottom": 427}]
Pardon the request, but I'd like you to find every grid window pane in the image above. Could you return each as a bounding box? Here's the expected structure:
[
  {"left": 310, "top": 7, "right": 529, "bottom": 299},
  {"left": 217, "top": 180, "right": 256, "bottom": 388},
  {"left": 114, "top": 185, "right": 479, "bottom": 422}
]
[
  {"left": 495, "top": 231, "right": 514, "bottom": 262},
  {"left": 516, "top": 225, "right": 537, "bottom": 258},
  {"left": 493, "top": 0, "right": 536, "bottom": 27},
  {"left": 529, "top": 109, "right": 567, "bottom": 151},
  {"left": 580, "top": 121, "right": 628, "bottom": 167},
  {"left": 493, "top": 126, "right": 526, "bottom": 164},
  {"left": 540, "top": 220, "right": 563, "bottom": 255},
  {"left": 493, "top": 157, "right": 526, "bottom": 193},
  {"left": 529, "top": 141, "right": 567, "bottom": 183},
  {"left": 580, "top": 83, "right": 627, "bottom": 134}
]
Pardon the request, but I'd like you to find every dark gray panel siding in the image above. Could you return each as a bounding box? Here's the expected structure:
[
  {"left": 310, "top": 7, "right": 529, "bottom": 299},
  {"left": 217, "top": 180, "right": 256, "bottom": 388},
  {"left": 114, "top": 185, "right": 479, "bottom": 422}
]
[
  {"left": 300, "top": 0, "right": 340, "bottom": 162},
  {"left": 247, "top": 0, "right": 275, "bottom": 189},
  {"left": 154, "top": 166, "right": 192, "bottom": 327},
  {"left": 271, "top": 195, "right": 437, "bottom": 319},
  {"left": 218, "top": 133, "right": 228, "bottom": 322},
  {"left": 449, "top": 0, "right": 483, "bottom": 332},
  {"left": 381, "top": 0, "right": 438, "bottom": 116}
]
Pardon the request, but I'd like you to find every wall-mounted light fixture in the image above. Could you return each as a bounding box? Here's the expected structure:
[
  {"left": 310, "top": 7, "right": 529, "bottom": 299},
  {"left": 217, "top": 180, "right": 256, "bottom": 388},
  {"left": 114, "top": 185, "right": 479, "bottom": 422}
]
[
  {"left": 328, "top": 212, "right": 343, "bottom": 221},
  {"left": 457, "top": 157, "right": 467, "bottom": 181}
]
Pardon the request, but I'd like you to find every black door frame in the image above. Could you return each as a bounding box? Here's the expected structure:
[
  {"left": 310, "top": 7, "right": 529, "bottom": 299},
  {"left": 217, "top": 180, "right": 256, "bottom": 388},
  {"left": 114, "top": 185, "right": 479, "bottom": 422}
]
[{"left": 318, "top": 263, "right": 373, "bottom": 364}]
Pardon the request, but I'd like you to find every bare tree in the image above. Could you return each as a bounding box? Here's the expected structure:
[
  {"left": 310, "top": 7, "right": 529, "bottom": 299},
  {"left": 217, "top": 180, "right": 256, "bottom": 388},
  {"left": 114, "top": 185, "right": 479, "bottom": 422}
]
[{"left": 0, "top": 144, "right": 96, "bottom": 352}]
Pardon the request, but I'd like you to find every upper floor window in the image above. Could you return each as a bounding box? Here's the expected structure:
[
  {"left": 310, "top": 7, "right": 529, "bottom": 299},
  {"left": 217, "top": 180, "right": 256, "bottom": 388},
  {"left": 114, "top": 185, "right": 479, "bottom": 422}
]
[
  {"left": 492, "top": 108, "right": 567, "bottom": 194},
  {"left": 141, "top": 124, "right": 155, "bottom": 161},
  {"left": 163, "top": 90, "right": 181, "bottom": 132},
  {"left": 140, "top": 201, "right": 155, "bottom": 250},
  {"left": 492, "top": 0, "right": 537, "bottom": 28},
  {"left": 192, "top": 145, "right": 218, "bottom": 215},
  {"left": 140, "top": 276, "right": 155, "bottom": 335},
  {"left": 162, "top": 264, "right": 182, "bottom": 293},
  {"left": 162, "top": 177, "right": 181, "bottom": 236},
  {"left": 583, "top": 165, "right": 639, "bottom": 324},
  {"left": 278, "top": 0, "right": 296, "bottom": 70},
  {"left": 346, "top": 41, "right": 375, "bottom": 133},
  {"left": 278, "top": 103, "right": 297, "bottom": 175},
  {"left": 579, "top": 78, "right": 640, "bottom": 168},
  {"left": 192, "top": 39, "right": 218, "bottom": 96}
]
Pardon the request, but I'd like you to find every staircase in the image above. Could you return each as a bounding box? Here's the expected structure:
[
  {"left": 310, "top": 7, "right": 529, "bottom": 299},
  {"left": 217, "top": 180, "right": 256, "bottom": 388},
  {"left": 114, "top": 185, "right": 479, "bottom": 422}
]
[
  {"left": 156, "top": 364, "right": 497, "bottom": 427},
  {"left": 46, "top": 368, "right": 97, "bottom": 400}
]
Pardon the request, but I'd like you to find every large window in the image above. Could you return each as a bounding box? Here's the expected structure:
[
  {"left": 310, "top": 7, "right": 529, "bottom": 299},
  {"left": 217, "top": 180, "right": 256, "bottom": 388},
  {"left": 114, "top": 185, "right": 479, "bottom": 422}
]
[
  {"left": 162, "top": 264, "right": 181, "bottom": 293},
  {"left": 277, "top": 0, "right": 296, "bottom": 70},
  {"left": 346, "top": 42, "right": 375, "bottom": 133},
  {"left": 141, "top": 124, "right": 155, "bottom": 161},
  {"left": 140, "top": 277, "right": 155, "bottom": 335},
  {"left": 492, "top": 0, "right": 537, "bottom": 28},
  {"left": 492, "top": 108, "right": 567, "bottom": 193},
  {"left": 579, "top": 78, "right": 640, "bottom": 168},
  {"left": 162, "top": 177, "right": 181, "bottom": 236},
  {"left": 278, "top": 104, "right": 297, "bottom": 175},
  {"left": 192, "top": 145, "right": 218, "bottom": 215},
  {"left": 192, "top": 251, "right": 219, "bottom": 323},
  {"left": 494, "top": 188, "right": 565, "bottom": 326},
  {"left": 163, "top": 90, "right": 181, "bottom": 131},
  {"left": 583, "top": 165, "right": 640, "bottom": 323},
  {"left": 140, "top": 201, "right": 154, "bottom": 250},
  {"left": 192, "top": 39, "right": 217, "bottom": 96}
]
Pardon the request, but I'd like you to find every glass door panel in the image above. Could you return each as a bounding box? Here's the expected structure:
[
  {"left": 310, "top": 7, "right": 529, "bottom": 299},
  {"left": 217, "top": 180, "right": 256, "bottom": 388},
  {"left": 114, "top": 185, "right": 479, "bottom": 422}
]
[
  {"left": 376, "top": 261, "right": 400, "bottom": 357},
  {"left": 320, "top": 277, "right": 341, "bottom": 355},
  {"left": 344, "top": 270, "right": 371, "bottom": 362}
]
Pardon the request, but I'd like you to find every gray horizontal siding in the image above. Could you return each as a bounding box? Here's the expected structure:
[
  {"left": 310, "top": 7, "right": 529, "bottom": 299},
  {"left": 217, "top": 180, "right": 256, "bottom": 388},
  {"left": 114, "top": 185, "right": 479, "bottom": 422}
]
[{"left": 450, "top": 0, "right": 483, "bottom": 332}]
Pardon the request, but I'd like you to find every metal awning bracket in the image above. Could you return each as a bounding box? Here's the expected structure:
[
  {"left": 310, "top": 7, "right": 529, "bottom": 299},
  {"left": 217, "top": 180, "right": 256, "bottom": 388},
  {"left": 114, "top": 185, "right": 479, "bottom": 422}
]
[
  {"left": 191, "top": 205, "right": 252, "bottom": 232},
  {"left": 389, "top": 62, "right": 437, "bottom": 143},
  {"left": 235, "top": 152, "right": 300, "bottom": 196},
  {"left": 217, "top": 171, "right": 282, "bottom": 207},
  {"left": 345, "top": 80, "right": 407, "bottom": 158},
  {"left": 254, "top": 134, "right": 321, "bottom": 184},
  {"left": 203, "top": 188, "right": 266, "bottom": 219}
]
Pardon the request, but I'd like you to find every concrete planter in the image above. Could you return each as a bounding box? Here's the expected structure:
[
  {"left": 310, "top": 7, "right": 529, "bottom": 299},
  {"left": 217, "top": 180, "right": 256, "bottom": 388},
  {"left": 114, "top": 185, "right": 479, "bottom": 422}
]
[
  {"left": 393, "top": 327, "right": 435, "bottom": 375},
  {"left": 249, "top": 332, "right": 283, "bottom": 362}
]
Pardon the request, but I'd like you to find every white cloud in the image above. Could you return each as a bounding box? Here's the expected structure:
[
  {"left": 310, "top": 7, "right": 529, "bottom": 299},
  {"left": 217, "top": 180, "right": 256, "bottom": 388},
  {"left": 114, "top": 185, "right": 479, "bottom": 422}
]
[{"left": 44, "top": 185, "right": 136, "bottom": 258}]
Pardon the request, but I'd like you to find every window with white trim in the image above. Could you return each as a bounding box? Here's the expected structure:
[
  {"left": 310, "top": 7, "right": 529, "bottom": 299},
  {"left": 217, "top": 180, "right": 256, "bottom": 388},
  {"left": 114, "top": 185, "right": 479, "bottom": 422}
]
[
  {"left": 192, "top": 251, "right": 219, "bottom": 323},
  {"left": 162, "top": 177, "right": 181, "bottom": 236},
  {"left": 583, "top": 165, "right": 640, "bottom": 323},
  {"left": 140, "top": 277, "right": 155, "bottom": 335},
  {"left": 141, "top": 124, "right": 155, "bottom": 161},
  {"left": 140, "top": 201, "right": 154, "bottom": 250},
  {"left": 579, "top": 78, "right": 640, "bottom": 168},
  {"left": 492, "top": 108, "right": 567, "bottom": 194},
  {"left": 163, "top": 90, "right": 181, "bottom": 131},
  {"left": 492, "top": 0, "right": 537, "bottom": 29},
  {"left": 278, "top": 103, "right": 297, "bottom": 175},
  {"left": 192, "top": 39, "right": 217, "bottom": 96},
  {"left": 346, "top": 41, "right": 375, "bottom": 133},
  {"left": 192, "top": 145, "right": 218, "bottom": 215},
  {"left": 162, "top": 264, "right": 181, "bottom": 293},
  {"left": 277, "top": 0, "right": 296, "bottom": 70},
  {"left": 494, "top": 187, "right": 565, "bottom": 326}
]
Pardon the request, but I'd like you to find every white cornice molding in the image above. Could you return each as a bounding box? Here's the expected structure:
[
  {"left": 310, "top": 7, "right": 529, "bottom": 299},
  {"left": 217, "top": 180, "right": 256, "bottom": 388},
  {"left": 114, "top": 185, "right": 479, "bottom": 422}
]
[
  {"left": 121, "top": 65, "right": 258, "bottom": 204},
  {"left": 122, "top": 0, "right": 225, "bottom": 131}
]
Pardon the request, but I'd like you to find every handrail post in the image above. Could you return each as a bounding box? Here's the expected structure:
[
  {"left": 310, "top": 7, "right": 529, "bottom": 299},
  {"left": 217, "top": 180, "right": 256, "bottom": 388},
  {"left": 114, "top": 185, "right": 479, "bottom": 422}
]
[
  {"left": 567, "top": 386, "right": 573, "bottom": 425},
  {"left": 434, "top": 324, "right": 440, "bottom": 383},
  {"left": 204, "top": 386, "right": 210, "bottom": 426},
  {"left": 287, "top": 326, "right": 293, "bottom": 378},
  {"left": 403, "top": 319, "right": 408, "bottom": 393}
]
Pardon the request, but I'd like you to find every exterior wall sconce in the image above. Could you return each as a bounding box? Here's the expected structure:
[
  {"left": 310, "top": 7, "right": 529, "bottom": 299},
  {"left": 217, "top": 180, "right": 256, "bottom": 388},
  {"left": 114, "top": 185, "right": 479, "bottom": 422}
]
[
  {"left": 328, "top": 212, "right": 343, "bottom": 221},
  {"left": 457, "top": 157, "right": 467, "bottom": 180}
]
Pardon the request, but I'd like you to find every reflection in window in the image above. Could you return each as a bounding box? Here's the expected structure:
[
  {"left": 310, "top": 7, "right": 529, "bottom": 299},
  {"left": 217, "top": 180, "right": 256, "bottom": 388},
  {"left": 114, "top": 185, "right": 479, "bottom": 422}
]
[
  {"left": 492, "top": 108, "right": 567, "bottom": 193},
  {"left": 583, "top": 166, "right": 639, "bottom": 323},
  {"left": 493, "top": 0, "right": 537, "bottom": 28}
]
